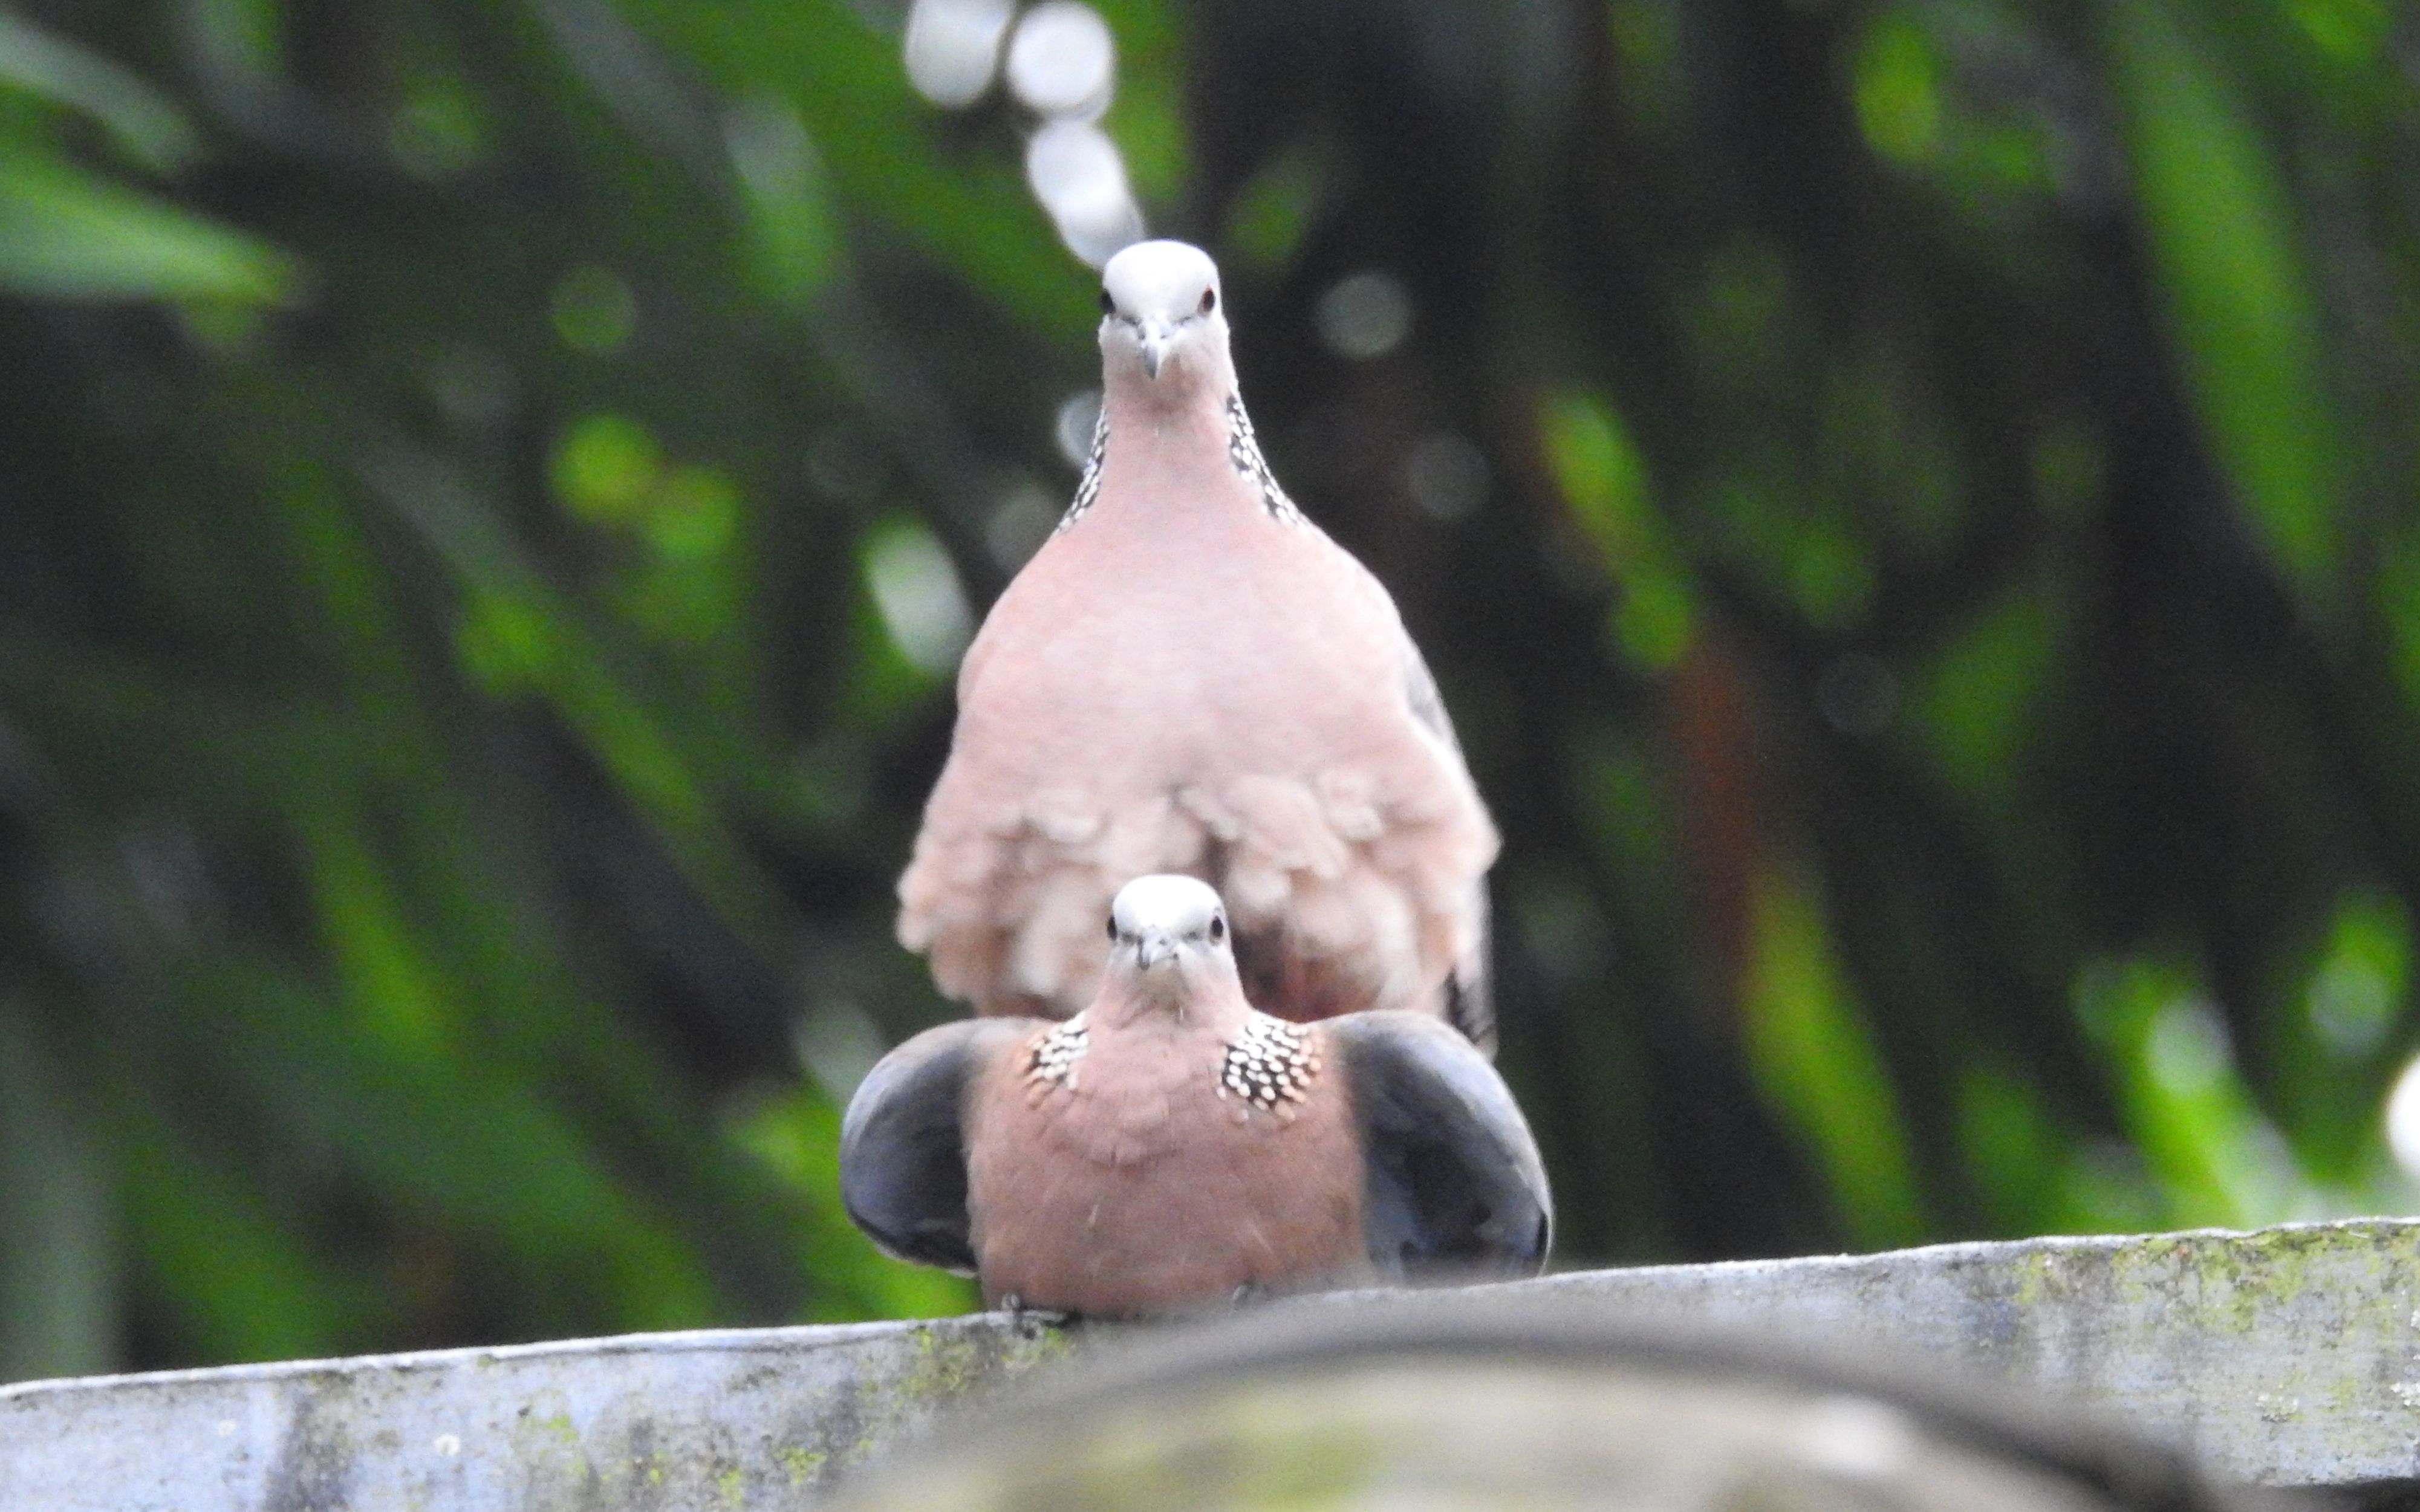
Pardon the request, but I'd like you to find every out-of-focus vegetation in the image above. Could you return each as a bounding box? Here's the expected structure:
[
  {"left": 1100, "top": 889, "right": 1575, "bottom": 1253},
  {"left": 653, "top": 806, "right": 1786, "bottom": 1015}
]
[{"left": 1, "top": 0, "right": 2417, "bottom": 1381}]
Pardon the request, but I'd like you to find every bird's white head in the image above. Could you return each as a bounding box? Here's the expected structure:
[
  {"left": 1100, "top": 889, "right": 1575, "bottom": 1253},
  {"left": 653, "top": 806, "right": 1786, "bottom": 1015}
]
[
  {"left": 1103, "top": 873, "right": 1237, "bottom": 1016},
  {"left": 1099, "top": 240, "right": 1231, "bottom": 390}
]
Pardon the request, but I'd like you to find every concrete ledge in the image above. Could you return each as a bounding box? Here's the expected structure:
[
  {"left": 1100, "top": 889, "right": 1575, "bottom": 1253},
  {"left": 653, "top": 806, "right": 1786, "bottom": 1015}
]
[
  {"left": 1520, "top": 1219, "right": 2420, "bottom": 1488},
  {"left": 0, "top": 1314, "right": 1067, "bottom": 1510},
  {"left": 4, "top": 1220, "right": 2416, "bottom": 1508}
]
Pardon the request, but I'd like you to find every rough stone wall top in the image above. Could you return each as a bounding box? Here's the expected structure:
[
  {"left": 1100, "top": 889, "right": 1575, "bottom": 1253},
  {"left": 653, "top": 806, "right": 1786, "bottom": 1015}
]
[
  {"left": 0, "top": 1315, "right": 1065, "bottom": 1511},
  {"left": 2, "top": 1220, "right": 2417, "bottom": 1508},
  {"left": 1524, "top": 1219, "right": 2420, "bottom": 1487}
]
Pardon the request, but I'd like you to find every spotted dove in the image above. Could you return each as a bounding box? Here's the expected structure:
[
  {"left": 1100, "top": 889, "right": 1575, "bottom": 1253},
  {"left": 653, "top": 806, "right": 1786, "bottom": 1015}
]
[
  {"left": 896, "top": 241, "right": 1501, "bottom": 1050},
  {"left": 843, "top": 875, "right": 1550, "bottom": 1317}
]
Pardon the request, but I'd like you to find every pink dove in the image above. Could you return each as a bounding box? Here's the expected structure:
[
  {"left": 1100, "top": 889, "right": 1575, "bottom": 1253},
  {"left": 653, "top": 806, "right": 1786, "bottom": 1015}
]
[
  {"left": 897, "top": 241, "right": 1500, "bottom": 1049},
  {"left": 843, "top": 875, "right": 1550, "bottom": 1316}
]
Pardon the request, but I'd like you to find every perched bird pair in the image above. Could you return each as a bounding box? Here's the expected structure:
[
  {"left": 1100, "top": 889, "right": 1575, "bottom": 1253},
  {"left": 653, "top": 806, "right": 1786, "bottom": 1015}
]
[{"left": 842, "top": 241, "right": 1550, "bottom": 1316}]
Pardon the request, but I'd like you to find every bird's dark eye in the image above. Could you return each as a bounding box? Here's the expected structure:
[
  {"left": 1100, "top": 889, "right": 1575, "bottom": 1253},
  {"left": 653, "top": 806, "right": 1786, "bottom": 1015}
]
[
  {"left": 1106, "top": 913, "right": 1119, "bottom": 941},
  {"left": 1209, "top": 913, "right": 1226, "bottom": 943},
  {"left": 1198, "top": 287, "right": 1217, "bottom": 316},
  {"left": 1099, "top": 288, "right": 1116, "bottom": 315}
]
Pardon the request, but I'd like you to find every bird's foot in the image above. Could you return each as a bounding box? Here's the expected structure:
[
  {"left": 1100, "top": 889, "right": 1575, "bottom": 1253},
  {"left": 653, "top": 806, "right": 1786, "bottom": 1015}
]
[
  {"left": 1229, "top": 1281, "right": 1268, "bottom": 1308},
  {"left": 999, "top": 1294, "right": 1076, "bottom": 1337}
]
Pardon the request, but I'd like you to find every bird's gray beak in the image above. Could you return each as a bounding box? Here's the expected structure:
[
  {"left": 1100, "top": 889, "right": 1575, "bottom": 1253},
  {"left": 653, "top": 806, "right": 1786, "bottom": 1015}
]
[
  {"left": 1136, "top": 928, "right": 1176, "bottom": 969},
  {"left": 1138, "top": 319, "right": 1174, "bottom": 379}
]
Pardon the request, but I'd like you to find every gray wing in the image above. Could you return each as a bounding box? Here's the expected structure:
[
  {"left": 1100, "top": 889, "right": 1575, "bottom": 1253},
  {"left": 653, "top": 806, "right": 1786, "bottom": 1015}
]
[
  {"left": 1329, "top": 1010, "right": 1551, "bottom": 1280},
  {"left": 838, "top": 1019, "right": 1021, "bottom": 1274},
  {"left": 1402, "top": 643, "right": 1497, "bottom": 1055}
]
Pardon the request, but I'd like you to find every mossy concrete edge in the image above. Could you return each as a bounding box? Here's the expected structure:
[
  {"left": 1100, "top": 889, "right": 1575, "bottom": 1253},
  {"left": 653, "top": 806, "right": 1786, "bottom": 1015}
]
[
  {"left": 2, "top": 1220, "right": 2413, "bottom": 1508},
  {"left": 1525, "top": 1218, "right": 2420, "bottom": 1485}
]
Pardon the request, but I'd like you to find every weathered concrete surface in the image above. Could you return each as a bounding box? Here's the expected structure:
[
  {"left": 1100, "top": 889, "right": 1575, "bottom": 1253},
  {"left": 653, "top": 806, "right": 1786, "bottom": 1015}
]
[
  {"left": 1, "top": 1220, "right": 2415, "bottom": 1508},
  {"left": 0, "top": 1313, "right": 1064, "bottom": 1511},
  {"left": 1515, "top": 1220, "right": 2420, "bottom": 1488}
]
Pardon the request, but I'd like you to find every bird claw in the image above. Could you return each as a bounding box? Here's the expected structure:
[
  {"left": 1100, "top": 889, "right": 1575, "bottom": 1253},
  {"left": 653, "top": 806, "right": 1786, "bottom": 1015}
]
[
  {"left": 1229, "top": 1281, "right": 1267, "bottom": 1308},
  {"left": 999, "top": 1294, "right": 1075, "bottom": 1337}
]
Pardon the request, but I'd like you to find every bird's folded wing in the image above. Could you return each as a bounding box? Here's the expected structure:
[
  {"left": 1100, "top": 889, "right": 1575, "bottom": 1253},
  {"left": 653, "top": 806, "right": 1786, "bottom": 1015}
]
[
  {"left": 838, "top": 1019, "right": 1024, "bottom": 1274},
  {"left": 1329, "top": 1010, "right": 1550, "bottom": 1279}
]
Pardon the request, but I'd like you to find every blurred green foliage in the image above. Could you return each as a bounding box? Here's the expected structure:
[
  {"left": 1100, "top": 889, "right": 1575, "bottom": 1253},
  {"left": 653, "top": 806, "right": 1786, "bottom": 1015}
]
[{"left": 1, "top": 0, "right": 2418, "bottom": 1381}]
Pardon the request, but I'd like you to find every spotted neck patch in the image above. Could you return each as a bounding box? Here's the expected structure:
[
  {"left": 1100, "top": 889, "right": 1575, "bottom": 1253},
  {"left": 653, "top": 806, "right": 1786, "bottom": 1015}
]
[
  {"left": 1024, "top": 1013, "right": 1091, "bottom": 1091},
  {"left": 1218, "top": 1015, "right": 1320, "bottom": 1111},
  {"left": 1225, "top": 394, "right": 1305, "bottom": 525},
  {"left": 1055, "top": 405, "right": 1109, "bottom": 533}
]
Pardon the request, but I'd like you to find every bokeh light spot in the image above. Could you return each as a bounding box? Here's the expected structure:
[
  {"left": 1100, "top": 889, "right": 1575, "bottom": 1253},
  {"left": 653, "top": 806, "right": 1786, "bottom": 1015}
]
[
  {"left": 2144, "top": 998, "right": 2231, "bottom": 1098},
  {"left": 1854, "top": 15, "right": 1942, "bottom": 166},
  {"left": 551, "top": 413, "right": 662, "bottom": 523},
  {"left": 862, "top": 518, "right": 972, "bottom": 675},
  {"left": 1006, "top": 2, "right": 1114, "bottom": 120},
  {"left": 1316, "top": 270, "right": 1412, "bottom": 359},
  {"left": 2385, "top": 1054, "right": 2420, "bottom": 1181},
  {"left": 903, "top": 0, "right": 1015, "bottom": 108},
  {"left": 455, "top": 590, "right": 556, "bottom": 693},
  {"left": 1404, "top": 431, "right": 1488, "bottom": 521},
  {"left": 1025, "top": 120, "right": 1143, "bottom": 267},
  {"left": 644, "top": 466, "right": 740, "bottom": 561},
  {"left": 550, "top": 264, "right": 637, "bottom": 355},
  {"left": 2308, "top": 892, "right": 2410, "bottom": 1057},
  {"left": 1054, "top": 389, "right": 1102, "bottom": 469}
]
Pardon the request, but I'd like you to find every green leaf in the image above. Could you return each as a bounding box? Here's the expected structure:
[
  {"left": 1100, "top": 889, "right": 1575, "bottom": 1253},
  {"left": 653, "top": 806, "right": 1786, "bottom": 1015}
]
[
  {"left": 1912, "top": 580, "right": 2063, "bottom": 805},
  {"left": 727, "top": 1087, "right": 978, "bottom": 1321},
  {"left": 0, "top": 146, "right": 296, "bottom": 303},
  {"left": 616, "top": 0, "right": 1089, "bottom": 334},
  {"left": 120, "top": 1112, "right": 371, "bottom": 1364},
  {"left": 0, "top": 11, "right": 198, "bottom": 173},
  {"left": 724, "top": 94, "right": 845, "bottom": 305},
  {"left": 1222, "top": 144, "right": 1324, "bottom": 274},
  {"left": 1740, "top": 869, "right": 1926, "bottom": 1248},
  {"left": 0, "top": 1008, "right": 115, "bottom": 1383},
  {"left": 2073, "top": 957, "right": 2317, "bottom": 1227},
  {"left": 1540, "top": 390, "right": 1694, "bottom": 669},
  {"left": 1853, "top": 13, "right": 1943, "bottom": 166},
  {"left": 2106, "top": 0, "right": 2343, "bottom": 607}
]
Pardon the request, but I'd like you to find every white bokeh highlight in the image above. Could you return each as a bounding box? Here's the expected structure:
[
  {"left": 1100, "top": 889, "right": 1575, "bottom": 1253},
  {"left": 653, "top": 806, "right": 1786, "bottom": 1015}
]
[
  {"left": 1054, "top": 389, "right": 1102, "bottom": 467},
  {"left": 902, "top": 0, "right": 1146, "bottom": 269},
  {"left": 1026, "top": 120, "right": 1143, "bottom": 266},
  {"left": 903, "top": 0, "right": 1016, "bottom": 108},
  {"left": 1006, "top": 2, "right": 1114, "bottom": 120},
  {"left": 1317, "top": 269, "right": 1414, "bottom": 359},
  {"left": 2386, "top": 1054, "right": 2420, "bottom": 1181},
  {"left": 864, "top": 521, "right": 973, "bottom": 674}
]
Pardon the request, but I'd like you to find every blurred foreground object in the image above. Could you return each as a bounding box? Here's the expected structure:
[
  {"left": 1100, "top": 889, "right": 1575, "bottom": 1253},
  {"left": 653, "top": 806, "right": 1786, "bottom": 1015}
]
[
  {"left": 831, "top": 1298, "right": 2256, "bottom": 1512},
  {"left": 897, "top": 243, "right": 1499, "bottom": 1046}
]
